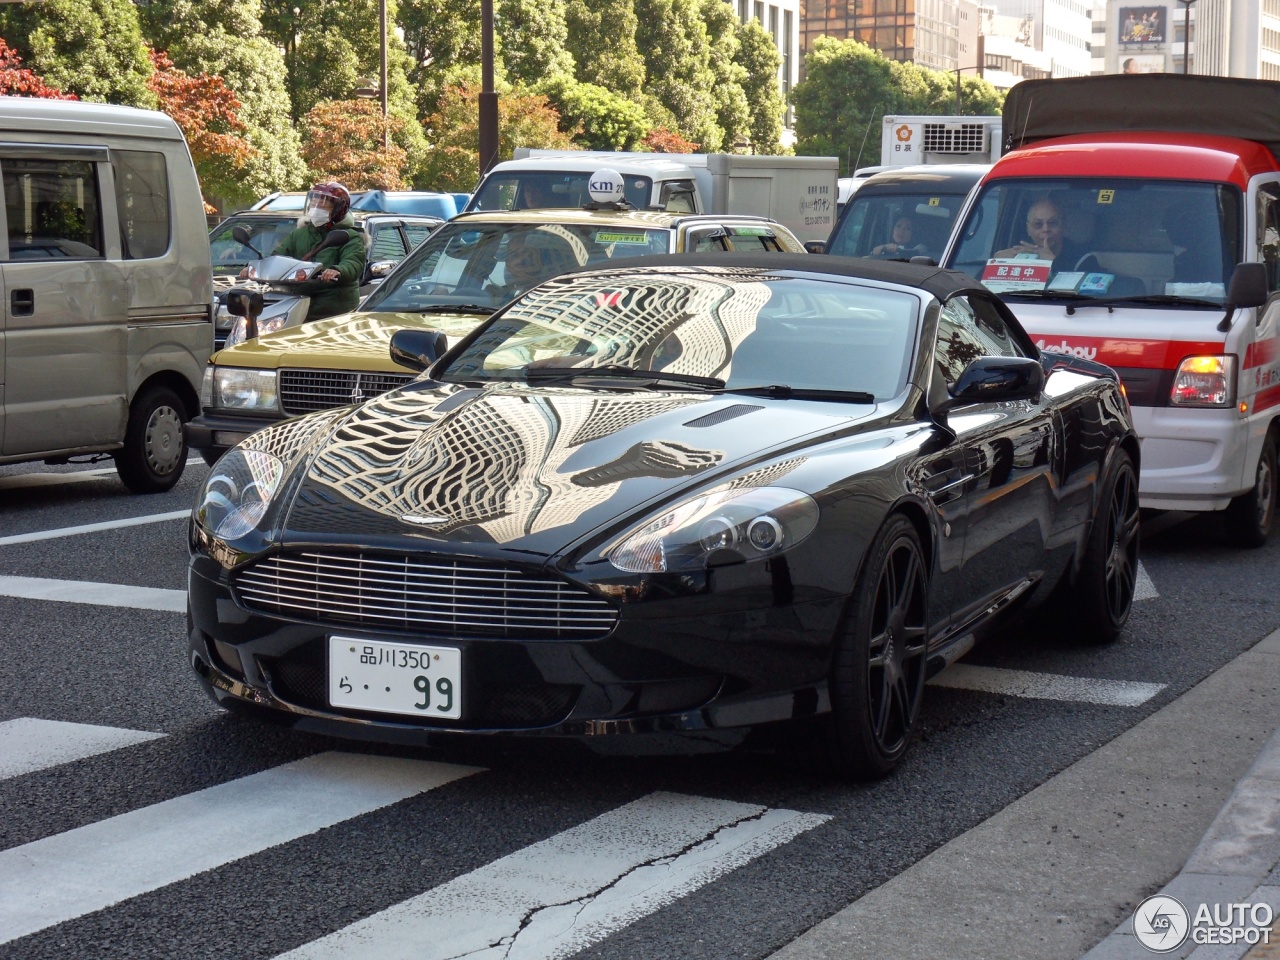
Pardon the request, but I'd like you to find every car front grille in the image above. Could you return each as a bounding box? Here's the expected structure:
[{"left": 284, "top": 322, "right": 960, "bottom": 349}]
[
  {"left": 233, "top": 551, "right": 619, "bottom": 640},
  {"left": 279, "top": 369, "right": 416, "bottom": 415}
]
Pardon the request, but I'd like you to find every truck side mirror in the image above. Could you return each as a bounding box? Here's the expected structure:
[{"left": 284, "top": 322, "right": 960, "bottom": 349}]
[
  {"left": 657, "top": 179, "right": 697, "bottom": 212},
  {"left": 804, "top": 241, "right": 826, "bottom": 254},
  {"left": 1227, "top": 262, "right": 1269, "bottom": 309}
]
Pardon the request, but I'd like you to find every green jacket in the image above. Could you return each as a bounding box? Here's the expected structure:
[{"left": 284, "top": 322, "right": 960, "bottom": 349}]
[{"left": 272, "top": 213, "right": 366, "bottom": 321}]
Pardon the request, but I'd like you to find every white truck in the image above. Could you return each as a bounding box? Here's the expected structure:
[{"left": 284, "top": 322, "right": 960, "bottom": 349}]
[
  {"left": 879, "top": 115, "right": 1003, "bottom": 168},
  {"left": 464, "top": 149, "right": 839, "bottom": 244}
]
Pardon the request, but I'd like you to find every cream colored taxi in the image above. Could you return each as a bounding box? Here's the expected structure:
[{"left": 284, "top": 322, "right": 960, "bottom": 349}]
[{"left": 187, "top": 206, "right": 805, "bottom": 462}]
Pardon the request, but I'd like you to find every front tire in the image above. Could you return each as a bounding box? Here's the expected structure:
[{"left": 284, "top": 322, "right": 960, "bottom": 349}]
[
  {"left": 828, "top": 514, "right": 929, "bottom": 780},
  {"left": 1069, "top": 448, "right": 1140, "bottom": 643},
  {"left": 115, "top": 386, "right": 188, "bottom": 493},
  {"left": 1224, "top": 434, "right": 1277, "bottom": 548}
]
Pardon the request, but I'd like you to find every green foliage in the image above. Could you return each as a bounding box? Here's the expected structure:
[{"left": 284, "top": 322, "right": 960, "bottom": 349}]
[
  {"left": 537, "top": 75, "right": 650, "bottom": 150},
  {"left": 701, "top": 0, "right": 750, "bottom": 151},
  {"left": 635, "top": 0, "right": 722, "bottom": 151},
  {"left": 735, "top": 19, "right": 785, "bottom": 154},
  {"left": 499, "top": 0, "right": 574, "bottom": 86},
  {"left": 564, "top": 0, "right": 644, "bottom": 100},
  {"left": 0, "top": 0, "right": 154, "bottom": 107},
  {"left": 399, "top": 0, "right": 480, "bottom": 117}
]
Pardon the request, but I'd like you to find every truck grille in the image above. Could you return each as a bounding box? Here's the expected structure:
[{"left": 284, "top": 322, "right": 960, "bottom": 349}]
[
  {"left": 279, "top": 369, "right": 415, "bottom": 415},
  {"left": 233, "top": 551, "right": 619, "bottom": 639},
  {"left": 922, "top": 122, "right": 990, "bottom": 154}
]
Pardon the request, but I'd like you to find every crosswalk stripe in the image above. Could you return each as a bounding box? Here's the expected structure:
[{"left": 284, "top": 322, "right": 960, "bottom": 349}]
[
  {"left": 929, "top": 663, "right": 1166, "bottom": 706},
  {"left": 0, "top": 575, "right": 186, "bottom": 612},
  {"left": 0, "top": 752, "right": 482, "bottom": 945},
  {"left": 0, "top": 718, "right": 164, "bottom": 780},
  {"left": 1135, "top": 560, "right": 1158, "bottom": 600},
  {"left": 277, "top": 791, "right": 830, "bottom": 960},
  {"left": 0, "top": 510, "right": 190, "bottom": 547}
]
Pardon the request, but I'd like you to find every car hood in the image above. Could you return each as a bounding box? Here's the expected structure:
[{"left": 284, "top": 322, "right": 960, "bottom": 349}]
[
  {"left": 281, "top": 381, "right": 875, "bottom": 560},
  {"left": 211, "top": 309, "right": 491, "bottom": 371}
]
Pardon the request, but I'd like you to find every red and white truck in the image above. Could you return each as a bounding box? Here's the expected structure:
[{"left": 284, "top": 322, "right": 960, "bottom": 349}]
[{"left": 942, "top": 74, "right": 1280, "bottom": 546}]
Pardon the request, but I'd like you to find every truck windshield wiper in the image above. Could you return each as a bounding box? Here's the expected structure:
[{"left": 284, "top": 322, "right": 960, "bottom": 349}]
[
  {"left": 1066, "top": 293, "right": 1221, "bottom": 310},
  {"left": 524, "top": 364, "right": 726, "bottom": 390},
  {"left": 725, "top": 383, "right": 876, "bottom": 403},
  {"left": 1000, "top": 289, "right": 1095, "bottom": 302}
]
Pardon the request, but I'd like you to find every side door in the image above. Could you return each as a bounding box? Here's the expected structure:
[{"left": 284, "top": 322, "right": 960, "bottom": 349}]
[
  {"left": 934, "top": 294, "right": 1059, "bottom": 616},
  {"left": 1, "top": 146, "right": 127, "bottom": 457}
]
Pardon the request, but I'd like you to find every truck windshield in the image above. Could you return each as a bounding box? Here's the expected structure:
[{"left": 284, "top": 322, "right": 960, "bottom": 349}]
[
  {"left": 467, "top": 173, "right": 654, "bottom": 212},
  {"left": 828, "top": 191, "right": 965, "bottom": 263},
  {"left": 946, "top": 179, "right": 1240, "bottom": 306}
]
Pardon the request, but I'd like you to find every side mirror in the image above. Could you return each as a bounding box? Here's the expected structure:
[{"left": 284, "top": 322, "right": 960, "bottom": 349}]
[
  {"left": 390, "top": 328, "right": 449, "bottom": 372},
  {"left": 369, "top": 259, "right": 397, "bottom": 278},
  {"left": 320, "top": 228, "right": 351, "bottom": 250},
  {"left": 948, "top": 356, "right": 1045, "bottom": 406},
  {"left": 225, "top": 288, "right": 265, "bottom": 342},
  {"left": 1227, "top": 262, "right": 1269, "bottom": 309},
  {"left": 231, "top": 225, "right": 254, "bottom": 245},
  {"left": 804, "top": 241, "right": 827, "bottom": 254},
  {"left": 909, "top": 255, "right": 937, "bottom": 266},
  {"left": 657, "top": 179, "right": 697, "bottom": 210}
]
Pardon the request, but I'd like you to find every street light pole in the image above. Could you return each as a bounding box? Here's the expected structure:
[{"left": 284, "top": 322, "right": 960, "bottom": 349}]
[
  {"left": 477, "top": 0, "right": 499, "bottom": 180},
  {"left": 952, "top": 65, "right": 983, "bottom": 115},
  {"left": 1178, "top": 0, "right": 1197, "bottom": 74}
]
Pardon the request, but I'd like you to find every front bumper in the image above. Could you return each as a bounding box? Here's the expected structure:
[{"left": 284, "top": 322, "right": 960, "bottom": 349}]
[
  {"left": 1129, "top": 405, "right": 1250, "bottom": 511},
  {"left": 187, "top": 552, "right": 843, "bottom": 744},
  {"left": 185, "top": 411, "right": 282, "bottom": 457}
]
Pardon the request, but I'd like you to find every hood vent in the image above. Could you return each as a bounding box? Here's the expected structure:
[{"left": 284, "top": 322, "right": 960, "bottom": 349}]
[{"left": 683, "top": 403, "right": 763, "bottom": 429}]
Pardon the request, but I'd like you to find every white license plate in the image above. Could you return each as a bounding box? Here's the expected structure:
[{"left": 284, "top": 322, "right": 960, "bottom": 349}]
[{"left": 328, "top": 636, "right": 462, "bottom": 720}]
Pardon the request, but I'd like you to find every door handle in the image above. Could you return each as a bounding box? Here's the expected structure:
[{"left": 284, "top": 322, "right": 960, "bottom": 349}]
[{"left": 10, "top": 288, "right": 33, "bottom": 316}]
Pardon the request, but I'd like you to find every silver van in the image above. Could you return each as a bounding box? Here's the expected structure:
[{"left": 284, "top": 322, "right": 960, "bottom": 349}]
[{"left": 0, "top": 97, "right": 212, "bottom": 492}]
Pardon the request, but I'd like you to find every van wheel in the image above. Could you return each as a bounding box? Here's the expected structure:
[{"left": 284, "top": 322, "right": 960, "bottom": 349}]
[
  {"left": 115, "top": 386, "right": 188, "bottom": 493},
  {"left": 1224, "top": 434, "right": 1277, "bottom": 548}
]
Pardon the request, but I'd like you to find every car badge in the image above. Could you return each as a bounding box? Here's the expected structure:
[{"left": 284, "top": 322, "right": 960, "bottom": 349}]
[
  {"left": 401, "top": 514, "right": 450, "bottom": 526},
  {"left": 349, "top": 373, "right": 366, "bottom": 404}
]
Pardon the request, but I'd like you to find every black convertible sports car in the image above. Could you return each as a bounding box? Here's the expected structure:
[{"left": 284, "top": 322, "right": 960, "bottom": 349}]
[{"left": 188, "top": 254, "right": 1139, "bottom": 778}]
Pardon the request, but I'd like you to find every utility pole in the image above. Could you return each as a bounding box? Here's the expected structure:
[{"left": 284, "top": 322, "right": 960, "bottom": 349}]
[{"left": 478, "top": 0, "right": 499, "bottom": 180}]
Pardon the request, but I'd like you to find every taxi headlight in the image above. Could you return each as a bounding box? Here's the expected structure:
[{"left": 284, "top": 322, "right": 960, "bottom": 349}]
[
  {"left": 1171, "top": 355, "right": 1234, "bottom": 407},
  {"left": 607, "top": 486, "right": 819, "bottom": 573},
  {"left": 195, "top": 448, "right": 286, "bottom": 541},
  {"left": 210, "top": 366, "right": 279, "bottom": 412}
]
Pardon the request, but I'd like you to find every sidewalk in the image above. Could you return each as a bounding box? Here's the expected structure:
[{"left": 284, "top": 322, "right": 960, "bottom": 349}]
[{"left": 768, "top": 629, "right": 1280, "bottom": 960}]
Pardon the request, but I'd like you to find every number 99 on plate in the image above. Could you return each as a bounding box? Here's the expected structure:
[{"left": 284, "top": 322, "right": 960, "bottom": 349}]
[{"left": 328, "top": 636, "right": 462, "bottom": 720}]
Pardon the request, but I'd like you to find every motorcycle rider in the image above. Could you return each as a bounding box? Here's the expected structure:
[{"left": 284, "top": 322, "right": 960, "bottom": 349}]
[{"left": 240, "top": 181, "right": 366, "bottom": 322}]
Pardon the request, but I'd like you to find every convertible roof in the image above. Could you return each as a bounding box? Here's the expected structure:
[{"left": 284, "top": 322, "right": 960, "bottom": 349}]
[
  {"left": 1003, "top": 75, "right": 1280, "bottom": 161},
  {"left": 561, "top": 252, "right": 986, "bottom": 302}
]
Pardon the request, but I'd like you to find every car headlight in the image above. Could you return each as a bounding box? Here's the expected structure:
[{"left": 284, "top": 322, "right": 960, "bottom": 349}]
[
  {"left": 209, "top": 366, "right": 279, "bottom": 412},
  {"left": 195, "top": 448, "right": 286, "bottom": 541},
  {"left": 225, "top": 314, "right": 289, "bottom": 348},
  {"left": 607, "top": 486, "right": 819, "bottom": 573}
]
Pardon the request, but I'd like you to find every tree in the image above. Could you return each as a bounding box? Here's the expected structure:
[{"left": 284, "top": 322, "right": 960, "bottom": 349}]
[
  {"left": 634, "top": 0, "right": 722, "bottom": 151},
  {"left": 498, "top": 0, "right": 574, "bottom": 86},
  {"left": 735, "top": 19, "right": 785, "bottom": 155},
  {"left": 701, "top": 0, "right": 750, "bottom": 151},
  {"left": 537, "top": 75, "right": 649, "bottom": 150},
  {"left": 148, "top": 50, "right": 253, "bottom": 203},
  {"left": 0, "top": 38, "right": 75, "bottom": 99},
  {"left": 420, "top": 82, "right": 574, "bottom": 191},
  {"left": 641, "top": 127, "right": 699, "bottom": 153},
  {"left": 0, "top": 0, "right": 154, "bottom": 107},
  {"left": 565, "top": 0, "right": 644, "bottom": 100},
  {"left": 302, "top": 99, "right": 410, "bottom": 190}
]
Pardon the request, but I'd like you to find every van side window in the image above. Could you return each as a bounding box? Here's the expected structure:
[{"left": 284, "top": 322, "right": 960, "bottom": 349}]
[
  {"left": 3, "top": 159, "right": 103, "bottom": 261},
  {"left": 113, "top": 150, "right": 170, "bottom": 259},
  {"left": 1257, "top": 183, "right": 1280, "bottom": 293}
]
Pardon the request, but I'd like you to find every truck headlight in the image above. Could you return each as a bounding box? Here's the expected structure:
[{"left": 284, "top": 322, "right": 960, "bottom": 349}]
[
  {"left": 607, "top": 486, "right": 819, "bottom": 573},
  {"left": 1170, "top": 355, "right": 1234, "bottom": 407},
  {"left": 195, "top": 448, "right": 285, "bottom": 541},
  {"left": 210, "top": 366, "right": 279, "bottom": 412}
]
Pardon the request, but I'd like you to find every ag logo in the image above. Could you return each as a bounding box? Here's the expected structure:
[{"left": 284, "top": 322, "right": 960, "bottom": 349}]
[
  {"left": 895, "top": 124, "right": 913, "bottom": 142},
  {"left": 1133, "top": 895, "right": 1190, "bottom": 952}
]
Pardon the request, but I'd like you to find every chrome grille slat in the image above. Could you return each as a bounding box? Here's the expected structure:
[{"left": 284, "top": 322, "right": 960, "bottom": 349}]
[
  {"left": 233, "top": 551, "right": 618, "bottom": 639},
  {"left": 279, "top": 369, "right": 415, "bottom": 415}
]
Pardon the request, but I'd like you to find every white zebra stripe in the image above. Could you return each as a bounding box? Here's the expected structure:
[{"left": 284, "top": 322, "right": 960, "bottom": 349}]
[
  {"left": 0, "top": 575, "right": 186, "bottom": 612},
  {"left": 929, "top": 664, "right": 1166, "bottom": 706},
  {"left": 0, "top": 718, "right": 164, "bottom": 780},
  {"left": 0, "top": 510, "right": 190, "bottom": 546}
]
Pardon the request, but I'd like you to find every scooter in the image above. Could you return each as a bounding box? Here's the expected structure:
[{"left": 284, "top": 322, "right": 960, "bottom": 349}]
[{"left": 217, "top": 227, "right": 351, "bottom": 349}]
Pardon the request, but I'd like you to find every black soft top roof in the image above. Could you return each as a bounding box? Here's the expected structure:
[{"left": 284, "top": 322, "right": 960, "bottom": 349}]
[
  {"left": 1003, "top": 75, "right": 1280, "bottom": 160},
  {"left": 561, "top": 252, "right": 987, "bottom": 302}
]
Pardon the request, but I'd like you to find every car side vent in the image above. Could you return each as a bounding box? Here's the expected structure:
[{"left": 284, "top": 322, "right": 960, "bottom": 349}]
[
  {"left": 684, "top": 403, "right": 764, "bottom": 428},
  {"left": 432, "top": 388, "right": 483, "bottom": 413}
]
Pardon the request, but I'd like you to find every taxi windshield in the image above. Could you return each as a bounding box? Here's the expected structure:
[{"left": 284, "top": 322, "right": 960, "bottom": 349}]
[
  {"left": 946, "top": 179, "right": 1240, "bottom": 306},
  {"left": 360, "top": 221, "right": 672, "bottom": 314}
]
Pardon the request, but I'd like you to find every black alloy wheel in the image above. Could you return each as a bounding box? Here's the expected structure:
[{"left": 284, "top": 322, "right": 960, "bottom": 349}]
[
  {"left": 1072, "top": 448, "right": 1140, "bottom": 643},
  {"left": 1224, "top": 433, "right": 1277, "bottom": 548},
  {"left": 829, "top": 513, "right": 929, "bottom": 780}
]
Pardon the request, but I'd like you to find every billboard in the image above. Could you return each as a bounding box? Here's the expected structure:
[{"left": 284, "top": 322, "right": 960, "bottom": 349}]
[
  {"left": 1119, "top": 6, "right": 1167, "bottom": 44},
  {"left": 1121, "top": 53, "right": 1166, "bottom": 73}
]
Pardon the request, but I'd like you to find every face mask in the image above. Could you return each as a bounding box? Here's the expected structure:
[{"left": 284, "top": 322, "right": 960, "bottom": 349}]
[{"left": 308, "top": 207, "right": 331, "bottom": 227}]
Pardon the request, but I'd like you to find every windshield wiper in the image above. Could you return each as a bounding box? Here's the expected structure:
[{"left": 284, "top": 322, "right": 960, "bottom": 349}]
[
  {"left": 1066, "top": 293, "right": 1221, "bottom": 310},
  {"left": 406, "top": 304, "right": 493, "bottom": 315},
  {"left": 1001, "top": 289, "right": 1095, "bottom": 302},
  {"left": 524, "top": 364, "right": 725, "bottom": 390},
  {"left": 725, "top": 384, "right": 876, "bottom": 403}
]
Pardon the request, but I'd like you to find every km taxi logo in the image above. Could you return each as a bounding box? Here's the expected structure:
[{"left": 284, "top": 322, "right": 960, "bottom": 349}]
[{"left": 1133, "top": 895, "right": 1274, "bottom": 952}]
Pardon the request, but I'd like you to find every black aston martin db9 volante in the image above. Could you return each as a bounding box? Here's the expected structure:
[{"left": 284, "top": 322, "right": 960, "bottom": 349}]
[{"left": 188, "top": 254, "right": 1139, "bottom": 778}]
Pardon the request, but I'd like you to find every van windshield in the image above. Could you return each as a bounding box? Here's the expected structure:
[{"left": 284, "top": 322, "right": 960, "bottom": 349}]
[
  {"left": 467, "top": 173, "right": 653, "bottom": 212},
  {"left": 946, "top": 179, "right": 1240, "bottom": 306},
  {"left": 828, "top": 191, "right": 964, "bottom": 262}
]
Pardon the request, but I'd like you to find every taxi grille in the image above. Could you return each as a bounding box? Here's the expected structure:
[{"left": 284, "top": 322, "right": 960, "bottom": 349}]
[
  {"left": 279, "top": 369, "right": 415, "bottom": 415},
  {"left": 233, "top": 551, "right": 619, "bottom": 639}
]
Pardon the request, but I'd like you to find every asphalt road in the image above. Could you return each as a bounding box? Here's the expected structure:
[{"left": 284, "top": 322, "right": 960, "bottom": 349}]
[{"left": 0, "top": 457, "right": 1277, "bottom": 960}]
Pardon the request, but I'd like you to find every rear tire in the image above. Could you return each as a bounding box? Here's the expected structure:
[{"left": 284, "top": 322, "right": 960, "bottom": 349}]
[
  {"left": 115, "top": 386, "right": 188, "bottom": 493},
  {"left": 1224, "top": 434, "right": 1276, "bottom": 548},
  {"left": 1069, "top": 448, "right": 1140, "bottom": 644},
  {"left": 827, "top": 514, "right": 929, "bottom": 780}
]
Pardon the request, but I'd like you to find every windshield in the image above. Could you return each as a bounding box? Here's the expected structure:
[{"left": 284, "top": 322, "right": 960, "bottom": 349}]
[
  {"left": 828, "top": 190, "right": 966, "bottom": 262},
  {"left": 209, "top": 215, "right": 299, "bottom": 269},
  {"left": 361, "top": 220, "right": 673, "bottom": 314},
  {"left": 468, "top": 173, "right": 654, "bottom": 212},
  {"left": 946, "top": 178, "right": 1241, "bottom": 306},
  {"left": 437, "top": 272, "right": 920, "bottom": 399}
]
